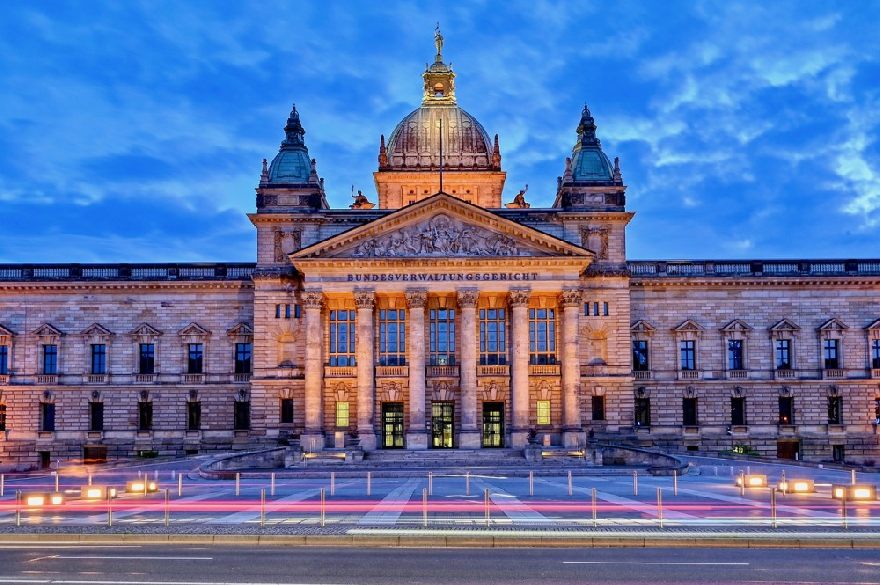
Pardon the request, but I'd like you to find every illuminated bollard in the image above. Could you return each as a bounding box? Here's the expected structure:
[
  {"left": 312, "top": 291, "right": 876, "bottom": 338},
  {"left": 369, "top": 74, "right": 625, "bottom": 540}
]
[
  {"left": 591, "top": 487, "right": 597, "bottom": 528},
  {"left": 673, "top": 469, "right": 678, "bottom": 496},
  {"left": 177, "top": 473, "right": 183, "bottom": 497},
  {"left": 164, "top": 489, "right": 170, "bottom": 527},
  {"left": 54, "top": 471, "right": 59, "bottom": 493},
  {"left": 528, "top": 471, "right": 534, "bottom": 496},
  {"left": 422, "top": 488, "right": 428, "bottom": 528},
  {"left": 367, "top": 471, "right": 372, "bottom": 497},
  {"left": 107, "top": 490, "right": 112, "bottom": 527},
  {"left": 270, "top": 473, "right": 276, "bottom": 497},
  {"left": 465, "top": 471, "right": 470, "bottom": 497},
  {"left": 154, "top": 470, "right": 159, "bottom": 481},
  {"left": 1, "top": 474, "right": 4, "bottom": 497},
  {"left": 841, "top": 490, "right": 848, "bottom": 529},
  {"left": 568, "top": 471, "right": 573, "bottom": 497},
  {"left": 235, "top": 473, "right": 241, "bottom": 497},
  {"left": 87, "top": 472, "right": 92, "bottom": 486},
  {"left": 330, "top": 472, "right": 336, "bottom": 497},
  {"left": 657, "top": 488, "right": 663, "bottom": 529},
  {"left": 770, "top": 488, "right": 777, "bottom": 529},
  {"left": 714, "top": 466, "right": 718, "bottom": 477},
  {"left": 15, "top": 491, "right": 21, "bottom": 527},
  {"left": 739, "top": 472, "right": 745, "bottom": 496},
  {"left": 260, "top": 489, "right": 266, "bottom": 528},
  {"left": 320, "top": 488, "right": 326, "bottom": 527},
  {"left": 428, "top": 472, "right": 433, "bottom": 497},
  {"left": 851, "top": 469, "right": 857, "bottom": 485},
  {"left": 632, "top": 471, "right": 638, "bottom": 496},
  {"left": 780, "top": 470, "right": 787, "bottom": 495},
  {"left": 484, "top": 488, "right": 490, "bottom": 527}
]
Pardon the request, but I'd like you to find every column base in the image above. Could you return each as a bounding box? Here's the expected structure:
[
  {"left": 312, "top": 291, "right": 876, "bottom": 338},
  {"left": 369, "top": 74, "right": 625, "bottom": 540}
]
[
  {"left": 357, "top": 430, "right": 377, "bottom": 452},
  {"left": 301, "top": 432, "right": 325, "bottom": 452},
  {"left": 459, "top": 429, "right": 481, "bottom": 449},
  {"left": 406, "top": 431, "right": 428, "bottom": 450},
  {"left": 563, "top": 430, "right": 586, "bottom": 449},
  {"left": 510, "top": 430, "right": 530, "bottom": 448}
]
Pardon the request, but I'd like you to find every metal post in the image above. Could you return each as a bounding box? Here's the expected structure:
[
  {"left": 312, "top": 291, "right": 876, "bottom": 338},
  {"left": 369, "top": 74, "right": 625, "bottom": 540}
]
[
  {"left": 591, "top": 487, "right": 597, "bottom": 528},
  {"left": 164, "top": 489, "right": 170, "bottom": 527},
  {"left": 529, "top": 471, "right": 534, "bottom": 496},
  {"left": 154, "top": 469, "right": 159, "bottom": 481},
  {"left": 484, "top": 488, "right": 490, "bottom": 527},
  {"left": 422, "top": 488, "right": 428, "bottom": 528},
  {"left": 106, "top": 490, "right": 112, "bottom": 527},
  {"left": 15, "top": 491, "right": 21, "bottom": 527},
  {"left": 714, "top": 466, "right": 718, "bottom": 477},
  {"left": 87, "top": 472, "right": 92, "bottom": 486},
  {"left": 657, "top": 488, "right": 663, "bottom": 529},
  {"left": 465, "top": 471, "right": 470, "bottom": 497},
  {"left": 143, "top": 479, "right": 148, "bottom": 496},
  {"left": 428, "top": 472, "right": 433, "bottom": 497},
  {"left": 780, "top": 470, "right": 787, "bottom": 495},
  {"left": 235, "top": 472, "right": 241, "bottom": 496},
  {"left": 54, "top": 471, "right": 59, "bottom": 493},
  {"left": 673, "top": 469, "right": 678, "bottom": 496},
  {"left": 330, "top": 472, "right": 335, "bottom": 497},
  {"left": 770, "top": 488, "right": 777, "bottom": 529},
  {"left": 320, "top": 488, "right": 326, "bottom": 527},
  {"left": 747, "top": 465, "right": 751, "bottom": 476},
  {"left": 260, "top": 489, "right": 266, "bottom": 528},
  {"left": 739, "top": 471, "right": 745, "bottom": 496},
  {"left": 177, "top": 473, "right": 183, "bottom": 497},
  {"left": 841, "top": 490, "right": 848, "bottom": 529},
  {"left": 851, "top": 469, "right": 856, "bottom": 485},
  {"left": 367, "top": 471, "right": 372, "bottom": 497},
  {"left": 0, "top": 474, "right": 4, "bottom": 497},
  {"left": 632, "top": 471, "right": 638, "bottom": 496},
  {"left": 567, "top": 471, "right": 573, "bottom": 497},
  {"left": 270, "top": 472, "right": 276, "bottom": 497}
]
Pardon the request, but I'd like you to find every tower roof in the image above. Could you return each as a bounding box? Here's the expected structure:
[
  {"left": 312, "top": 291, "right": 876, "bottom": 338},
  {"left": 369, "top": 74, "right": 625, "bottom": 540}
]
[
  {"left": 265, "top": 104, "right": 315, "bottom": 185},
  {"left": 569, "top": 104, "right": 617, "bottom": 184}
]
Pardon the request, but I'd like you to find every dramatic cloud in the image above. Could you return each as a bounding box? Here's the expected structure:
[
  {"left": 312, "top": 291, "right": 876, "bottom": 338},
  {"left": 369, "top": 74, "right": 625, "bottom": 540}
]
[{"left": 0, "top": 0, "right": 878, "bottom": 261}]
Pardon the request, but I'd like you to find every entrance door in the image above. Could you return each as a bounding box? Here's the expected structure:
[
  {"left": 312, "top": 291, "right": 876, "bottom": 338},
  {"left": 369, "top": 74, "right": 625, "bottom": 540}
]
[
  {"left": 482, "top": 402, "right": 504, "bottom": 448},
  {"left": 777, "top": 440, "right": 800, "bottom": 460},
  {"left": 382, "top": 402, "right": 405, "bottom": 449},
  {"left": 432, "top": 402, "right": 454, "bottom": 448}
]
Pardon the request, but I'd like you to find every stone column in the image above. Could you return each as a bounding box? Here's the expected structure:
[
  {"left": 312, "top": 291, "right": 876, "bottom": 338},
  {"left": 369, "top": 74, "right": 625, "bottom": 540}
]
[
  {"left": 301, "top": 289, "right": 325, "bottom": 451},
  {"left": 508, "top": 288, "right": 531, "bottom": 448},
  {"left": 457, "top": 289, "right": 480, "bottom": 448},
  {"left": 354, "top": 290, "right": 377, "bottom": 451},
  {"left": 560, "top": 288, "right": 584, "bottom": 448},
  {"left": 405, "top": 289, "right": 428, "bottom": 450}
]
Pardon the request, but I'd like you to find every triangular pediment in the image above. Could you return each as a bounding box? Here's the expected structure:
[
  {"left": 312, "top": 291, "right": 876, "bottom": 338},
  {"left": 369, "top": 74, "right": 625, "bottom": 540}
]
[
  {"left": 178, "top": 322, "right": 211, "bottom": 337},
  {"left": 864, "top": 318, "right": 880, "bottom": 331},
  {"left": 292, "top": 194, "right": 591, "bottom": 261},
  {"left": 226, "top": 322, "right": 254, "bottom": 337},
  {"left": 0, "top": 323, "right": 16, "bottom": 337},
  {"left": 818, "top": 318, "right": 848, "bottom": 332},
  {"left": 770, "top": 318, "right": 800, "bottom": 333},
  {"left": 672, "top": 319, "right": 704, "bottom": 333},
  {"left": 80, "top": 323, "right": 114, "bottom": 337},
  {"left": 630, "top": 320, "right": 655, "bottom": 335},
  {"left": 131, "top": 322, "right": 163, "bottom": 337},
  {"left": 33, "top": 323, "right": 63, "bottom": 337},
  {"left": 720, "top": 319, "right": 752, "bottom": 333}
]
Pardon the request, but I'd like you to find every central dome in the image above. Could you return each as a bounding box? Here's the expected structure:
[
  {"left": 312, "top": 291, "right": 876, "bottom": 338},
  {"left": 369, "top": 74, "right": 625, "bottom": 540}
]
[{"left": 384, "top": 104, "right": 495, "bottom": 171}]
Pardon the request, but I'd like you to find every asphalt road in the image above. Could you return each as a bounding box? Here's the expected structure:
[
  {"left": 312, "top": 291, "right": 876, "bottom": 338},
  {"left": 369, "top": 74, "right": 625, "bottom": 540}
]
[{"left": 0, "top": 545, "right": 878, "bottom": 584}]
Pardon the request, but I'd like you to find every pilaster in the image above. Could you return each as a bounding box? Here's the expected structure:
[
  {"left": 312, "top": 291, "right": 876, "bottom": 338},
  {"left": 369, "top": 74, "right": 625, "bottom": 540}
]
[
  {"left": 301, "top": 288, "right": 324, "bottom": 450},
  {"left": 354, "top": 290, "right": 377, "bottom": 451},
  {"left": 457, "top": 288, "right": 480, "bottom": 448},
  {"left": 405, "top": 289, "right": 428, "bottom": 449},
  {"left": 509, "top": 288, "right": 530, "bottom": 447}
]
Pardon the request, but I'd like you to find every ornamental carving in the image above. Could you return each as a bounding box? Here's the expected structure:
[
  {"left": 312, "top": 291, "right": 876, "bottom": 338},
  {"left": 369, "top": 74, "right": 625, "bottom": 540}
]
[
  {"left": 404, "top": 288, "right": 428, "bottom": 308},
  {"left": 300, "top": 289, "right": 324, "bottom": 309},
  {"left": 353, "top": 290, "right": 375, "bottom": 309},
  {"left": 456, "top": 288, "right": 479, "bottom": 308},
  {"left": 581, "top": 226, "right": 609, "bottom": 260},
  {"left": 559, "top": 288, "right": 582, "bottom": 307},
  {"left": 273, "top": 229, "right": 302, "bottom": 262},
  {"left": 508, "top": 288, "right": 530, "bottom": 307},
  {"left": 351, "top": 214, "right": 525, "bottom": 257}
]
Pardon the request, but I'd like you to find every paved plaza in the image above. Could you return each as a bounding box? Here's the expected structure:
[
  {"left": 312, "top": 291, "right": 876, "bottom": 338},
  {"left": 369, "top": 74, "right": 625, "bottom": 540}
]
[{"left": 0, "top": 455, "right": 877, "bottom": 531}]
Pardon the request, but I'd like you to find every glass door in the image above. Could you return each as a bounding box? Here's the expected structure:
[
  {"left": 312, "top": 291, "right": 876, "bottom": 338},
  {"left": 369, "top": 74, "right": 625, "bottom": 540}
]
[
  {"left": 431, "top": 401, "right": 454, "bottom": 448},
  {"left": 382, "top": 402, "right": 405, "bottom": 449},
  {"left": 482, "top": 402, "right": 504, "bottom": 448}
]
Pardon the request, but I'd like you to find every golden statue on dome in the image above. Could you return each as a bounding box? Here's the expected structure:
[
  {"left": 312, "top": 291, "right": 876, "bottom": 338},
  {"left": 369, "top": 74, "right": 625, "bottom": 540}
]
[{"left": 434, "top": 23, "right": 444, "bottom": 61}]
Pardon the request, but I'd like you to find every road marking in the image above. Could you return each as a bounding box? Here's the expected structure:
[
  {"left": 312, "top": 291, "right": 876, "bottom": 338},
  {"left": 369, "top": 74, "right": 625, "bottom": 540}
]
[
  {"left": 43, "top": 556, "right": 213, "bottom": 561},
  {"left": 0, "top": 580, "right": 353, "bottom": 585},
  {"left": 563, "top": 561, "right": 750, "bottom": 566},
  {"left": 477, "top": 479, "right": 549, "bottom": 523},
  {"left": 358, "top": 478, "right": 419, "bottom": 525}
]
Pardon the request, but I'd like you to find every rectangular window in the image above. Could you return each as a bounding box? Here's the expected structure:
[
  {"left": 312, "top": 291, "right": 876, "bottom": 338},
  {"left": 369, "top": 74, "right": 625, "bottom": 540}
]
[
  {"left": 90, "top": 344, "right": 106, "bottom": 375},
  {"left": 727, "top": 339, "right": 743, "bottom": 370},
  {"left": 42, "top": 344, "right": 58, "bottom": 375},
  {"left": 234, "top": 342, "right": 252, "bottom": 374},
  {"left": 602, "top": 302, "right": 609, "bottom": 316},
  {"left": 528, "top": 307, "right": 557, "bottom": 365},
  {"left": 632, "top": 340, "right": 649, "bottom": 371},
  {"left": 593, "top": 302, "right": 599, "bottom": 316},
  {"left": 823, "top": 339, "right": 840, "bottom": 369},
  {"left": 429, "top": 307, "right": 456, "bottom": 365},
  {"left": 40, "top": 402, "right": 55, "bottom": 432},
  {"left": 679, "top": 340, "right": 696, "bottom": 370},
  {"left": 875, "top": 397, "right": 880, "bottom": 424},
  {"left": 328, "top": 310, "right": 357, "bottom": 366},
  {"left": 89, "top": 402, "right": 104, "bottom": 432},
  {"left": 635, "top": 398, "right": 651, "bottom": 427},
  {"left": 827, "top": 396, "right": 843, "bottom": 424},
  {"left": 285, "top": 304, "right": 292, "bottom": 319},
  {"left": 138, "top": 402, "right": 153, "bottom": 431},
  {"left": 731, "top": 397, "right": 746, "bottom": 426},
  {"left": 775, "top": 339, "right": 792, "bottom": 369},
  {"left": 335, "top": 401, "right": 350, "bottom": 428},
  {"left": 280, "top": 398, "right": 294, "bottom": 424},
  {"left": 682, "top": 397, "right": 698, "bottom": 426},
  {"left": 832, "top": 444, "right": 845, "bottom": 462},
  {"left": 592, "top": 395, "right": 606, "bottom": 421},
  {"left": 187, "top": 343, "right": 204, "bottom": 374},
  {"left": 778, "top": 396, "right": 793, "bottom": 425},
  {"left": 378, "top": 309, "right": 407, "bottom": 366},
  {"left": 234, "top": 401, "right": 250, "bottom": 431},
  {"left": 536, "top": 400, "right": 551, "bottom": 425},
  {"left": 0, "top": 345, "right": 8, "bottom": 375},
  {"left": 187, "top": 402, "right": 201, "bottom": 431},
  {"left": 871, "top": 340, "right": 880, "bottom": 369},
  {"left": 0, "top": 403, "right": 5, "bottom": 432},
  {"left": 479, "top": 308, "right": 507, "bottom": 365},
  {"left": 294, "top": 304, "right": 301, "bottom": 319},
  {"left": 583, "top": 303, "right": 590, "bottom": 317},
  {"left": 139, "top": 343, "right": 155, "bottom": 374},
  {"left": 275, "top": 304, "right": 281, "bottom": 319}
]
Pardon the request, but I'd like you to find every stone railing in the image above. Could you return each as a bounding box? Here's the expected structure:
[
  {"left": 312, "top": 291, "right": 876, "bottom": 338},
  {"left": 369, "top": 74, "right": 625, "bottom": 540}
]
[
  {"left": 182, "top": 373, "right": 205, "bottom": 384},
  {"left": 0, "top": 374, "right": 9, "bottom": 385},
  {"left": 678, "top": 369, "right": 700, "bottom": 380},
  {"left": 134, "top": 374, "right": 156, "bottom": 384},
  {"left": 376, "top": 365, "right": 409, "bottom": 378},
  {"left": 774, "top": 368, "right": 796, "bottom": 380},
  {"left": 822, "top": 368, "right": 845, "bottom": 379},
  {"left": 36, "top": 375, "right": 58, "bottom": 385},
  {"left": 86, "top": 374, "right": 108, "bottom": 384},
  {"left": 0, "top": 263, "right": 256, "bottom": 282},
  {"left": 628, "top": 259, "right": 880, "bottom": 279},
  {"left": 872, "top": 369, "right": 880, "bottom": 379},
  {"left": 477, "top": 364, "right": 509, "bottom": 376},
  {"left": 233, "top": 373, "right": 252, "bottom": 383},
  {"left": 324, "top": 366, "right": 356, "bottom": 378},
  {"left": 727, "top": 369, "right": 748, "bottom": 380},
  {"left": 529, "top": 364, "right": 560, "bottom": 376},
  {"left": 632, "top": 370, "right": 651, "bottom": 380},
  {"left": 427, "top": 365, "right": 459, "bottom": 378}
]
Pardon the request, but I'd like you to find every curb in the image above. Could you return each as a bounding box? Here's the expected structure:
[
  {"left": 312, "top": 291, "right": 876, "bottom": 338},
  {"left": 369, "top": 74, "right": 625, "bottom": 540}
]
[{"left": 0, "top": 532, "right": 877, "bottom": 549}]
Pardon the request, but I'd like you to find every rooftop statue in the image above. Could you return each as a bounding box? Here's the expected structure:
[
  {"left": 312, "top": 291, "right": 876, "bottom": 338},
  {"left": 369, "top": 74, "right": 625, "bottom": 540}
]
[
  {"left": 350, "top": 190, "right": 375, "bottom": 210},
  {"left": 434, "top": 23, "right": 444, "bottom": 61},
  {"left": 506, "top": 184, "right": 530, "bottom": 209}
]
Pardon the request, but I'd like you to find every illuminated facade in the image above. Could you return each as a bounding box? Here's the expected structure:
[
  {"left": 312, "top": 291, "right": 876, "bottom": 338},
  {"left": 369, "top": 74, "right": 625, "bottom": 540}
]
[{"left": 1, "top": 34, "right": 879, "bottom": 469}]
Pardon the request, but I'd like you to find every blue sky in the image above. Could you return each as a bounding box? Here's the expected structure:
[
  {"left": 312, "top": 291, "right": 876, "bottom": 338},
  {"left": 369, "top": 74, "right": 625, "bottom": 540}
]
[{"left": 1, "top": 1, "right": 879, "bottom": 262}]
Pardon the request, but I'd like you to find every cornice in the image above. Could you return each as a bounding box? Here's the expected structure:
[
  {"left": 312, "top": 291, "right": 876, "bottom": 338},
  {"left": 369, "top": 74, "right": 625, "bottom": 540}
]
[
  {"left": 0, "top": 281, "right": 254, "bottom": 293},
  {"left": 630, "top": 276, "right": 880, "bottom": 288}
]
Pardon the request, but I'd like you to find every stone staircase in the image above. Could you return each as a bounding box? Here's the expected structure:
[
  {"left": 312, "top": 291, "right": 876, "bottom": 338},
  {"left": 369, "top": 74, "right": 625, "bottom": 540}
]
[{"left": 363, "top": 448, "right": 527, "bottom": 469}]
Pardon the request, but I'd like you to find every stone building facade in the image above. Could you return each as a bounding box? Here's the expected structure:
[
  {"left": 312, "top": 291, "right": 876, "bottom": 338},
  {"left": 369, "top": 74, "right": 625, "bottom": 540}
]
[{"left": 1, "top": 37, "right": 879, "bottom": 469}]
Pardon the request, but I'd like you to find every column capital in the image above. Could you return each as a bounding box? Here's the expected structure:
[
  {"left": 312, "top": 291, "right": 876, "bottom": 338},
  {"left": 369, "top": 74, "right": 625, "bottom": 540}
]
[
  {"left": 353, "top": 289, "right": 375, "bottom": 309},
  {"left": 301, "top": 288, "right": 324, "bottom": 309},
  {"left": 508, "top": 288, "right": 530, "bottom": 307},
  {"left": 404, "top": 288, "right": 428, "bottom": 308},
  {"left": 456, "top": 288, "right": 479, "bottom": 308},
  {"left": 559, "top": 287, "right": 582, "bottom": 308}
]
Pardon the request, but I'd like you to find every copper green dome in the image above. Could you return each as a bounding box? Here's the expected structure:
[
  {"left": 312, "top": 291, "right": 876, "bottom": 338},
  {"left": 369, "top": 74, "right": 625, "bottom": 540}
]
[
  {"left": 570, "top": 105, "right": 616, "bottom": 183},
  {"left": 266, "top": 105, "right": 314, "bottom": 185}
]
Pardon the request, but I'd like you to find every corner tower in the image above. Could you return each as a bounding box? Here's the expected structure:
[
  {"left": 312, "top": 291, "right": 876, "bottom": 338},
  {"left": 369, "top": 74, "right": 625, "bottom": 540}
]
[{"left": 374, "top": 28, "right": 506, "bottom": 208}]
